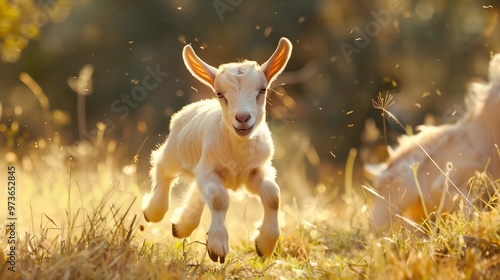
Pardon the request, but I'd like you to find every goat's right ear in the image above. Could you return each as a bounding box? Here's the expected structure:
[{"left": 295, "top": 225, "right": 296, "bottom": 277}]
[
  {"left": 261, "top": 37, "right": 293, "bottom": 85},
  {"left": 183, "top": 45, "right": 218, "bottom": 91}
]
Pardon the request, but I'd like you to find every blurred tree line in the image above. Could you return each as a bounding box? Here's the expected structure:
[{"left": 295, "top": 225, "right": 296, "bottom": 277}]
[{"left": 0, "top": 0, "right": 499, "bottom": 191}]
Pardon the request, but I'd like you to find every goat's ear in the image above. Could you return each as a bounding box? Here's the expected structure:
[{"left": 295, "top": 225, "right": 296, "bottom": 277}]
[
  {"left": 261, "top": 37, "right": 293, "bottom": 84},
  {"left": 183, "top": 45, "right": 218, "bottom": 90}
]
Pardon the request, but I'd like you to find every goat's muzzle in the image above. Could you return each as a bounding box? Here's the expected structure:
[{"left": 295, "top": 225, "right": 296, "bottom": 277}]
[{"left": 233, "top": 124, "right": 254, "bottom": 136}]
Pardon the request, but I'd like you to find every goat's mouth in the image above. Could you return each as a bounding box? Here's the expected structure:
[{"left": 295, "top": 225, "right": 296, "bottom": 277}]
[{"left": 233, "top": 124, "right": 254, "bottom": 136}]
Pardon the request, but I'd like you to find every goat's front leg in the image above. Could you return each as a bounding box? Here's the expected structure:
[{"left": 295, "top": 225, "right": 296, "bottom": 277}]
[
  {"left": 246, "top": 167, "right": 281, "bottom": 257},
  {"left": 196, "top": 171, "right": 230, "bottom": 263}
]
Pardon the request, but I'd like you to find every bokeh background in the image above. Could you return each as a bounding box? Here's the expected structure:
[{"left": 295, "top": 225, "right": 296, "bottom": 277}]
[{"left": 1, "top": 0, "right": 499, "bottom": 198}]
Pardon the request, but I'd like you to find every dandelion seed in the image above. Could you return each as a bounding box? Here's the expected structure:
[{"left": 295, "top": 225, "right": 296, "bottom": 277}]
[
  {"left": 372, "top": 92, "right": 395, "bottom": 111},
  {"left": 422, "top": 91, "right": 431, "bottom": 98},
  {"left": 191, "top": 86, "right": 198, "bottom": 92},
  {"left": 330, "top": 151, "right": 336, "bottom": 158},
  {"left": 346, "top": 110, "right": 353, "bottom": 115},
  {"left": 372, "top": 92, "right": 395, "bottom": 147},
  {"left": 415, "top": 103, "right": 421, "bottom": 108}
]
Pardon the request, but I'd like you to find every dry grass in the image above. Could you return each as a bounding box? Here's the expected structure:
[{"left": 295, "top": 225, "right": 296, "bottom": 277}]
[{"left": 1, "top": 144, "right": 499, "bottom": 279}]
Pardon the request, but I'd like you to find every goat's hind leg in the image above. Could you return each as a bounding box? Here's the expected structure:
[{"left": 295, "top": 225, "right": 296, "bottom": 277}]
[
  {"left": 143, "top": 141, "right": 180, "bottom": 223},
  {"left": 171, "top": 182, "right": 205, "bottom": 238},
  {"left": 246, "top": 167, "right": 281, "bottom": 257}
]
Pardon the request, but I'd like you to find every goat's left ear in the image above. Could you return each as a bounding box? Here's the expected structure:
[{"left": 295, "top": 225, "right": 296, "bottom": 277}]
[
  {"left": 261, "top": 37, "right": 293, "bottom": 84},
  {"left": 183, "top": 45, "right": 218, "bottom": 91}
]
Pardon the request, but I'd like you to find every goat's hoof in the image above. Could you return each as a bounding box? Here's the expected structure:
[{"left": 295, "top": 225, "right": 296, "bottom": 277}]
[
  {"left": 206, "top": 230, "right": 228, "bottom": 263},
  {"left": 254, "top": 231, "right": 279, "bottom": 257},
  {"left": 171, "top": 222, "right": 196, "bottom": 238},
  {"left": 207, "top": 248, "right": 225, "bottom": 263},
  {"left": 142, "top": 207, "right": 167, "bottom": 223},
  {"left": 255, "top": 241, "right": 263, "bottom": 257},
  {"left": 143, "top": 211, "right": 150, "bottom": 222},
  {"left": 172, "top": 224, "right": 179, "bottom": 238}
]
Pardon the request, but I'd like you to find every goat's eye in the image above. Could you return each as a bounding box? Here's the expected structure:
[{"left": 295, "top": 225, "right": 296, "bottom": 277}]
[
  {"left": 259, "top": 88, "right": 267, "bottom": 94},
  {"left": 216, "top": 92, "right": 228, "bottom": 105}
]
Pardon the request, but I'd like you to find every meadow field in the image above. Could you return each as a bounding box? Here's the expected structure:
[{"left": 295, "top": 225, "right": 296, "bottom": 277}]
[{"left": 1, "top": 94, "right": 500, "bottom": 279}]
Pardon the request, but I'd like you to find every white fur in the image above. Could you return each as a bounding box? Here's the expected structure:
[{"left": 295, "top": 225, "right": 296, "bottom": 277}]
[
  {"left": 142, "top": 38, "right": 292, "bottom": 262},
  {"left": 369, "top": 54, "right": 500, "bottom": 231}
]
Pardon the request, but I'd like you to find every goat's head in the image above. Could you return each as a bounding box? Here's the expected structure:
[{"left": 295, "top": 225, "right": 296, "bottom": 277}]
[{"left": 183, "top": 38, "right": 293, "bottom": 139}]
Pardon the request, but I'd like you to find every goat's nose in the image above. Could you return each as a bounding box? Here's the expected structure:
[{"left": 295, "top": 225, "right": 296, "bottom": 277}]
[{"left": 235, "top": 112, "right": 251, "bottom": 123}]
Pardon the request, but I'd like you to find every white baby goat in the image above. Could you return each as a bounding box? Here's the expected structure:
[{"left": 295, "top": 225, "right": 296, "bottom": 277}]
[
  {"left": 369, "top": 54, "right": 500, "bottom": 232},
  {"left": 142, "top": 38, "right": 293, "bottom": 263}
]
